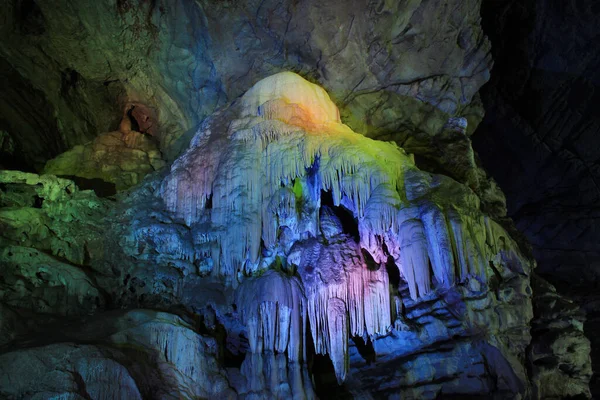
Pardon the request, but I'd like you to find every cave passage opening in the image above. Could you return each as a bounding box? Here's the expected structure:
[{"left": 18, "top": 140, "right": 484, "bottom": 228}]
[{"left": 320, "top": 189, "right": 359, "bottom": 241}]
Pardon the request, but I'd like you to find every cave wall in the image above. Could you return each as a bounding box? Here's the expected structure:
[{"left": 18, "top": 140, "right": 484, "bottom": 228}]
[
  {"left": 0, "top": 0, "right": 596, "bottom": 398},
  {"left": 474, "top": 0, "right": 600, "bottom": 393},
  {"left": 0, "top": 0, "right": 491, "bottom": 170}
]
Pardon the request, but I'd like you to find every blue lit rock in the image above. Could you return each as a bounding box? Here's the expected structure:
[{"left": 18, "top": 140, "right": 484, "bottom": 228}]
[
  {"left": 0, "top": 344, "right": 143, "bottom": 399},
  {"left": 0, "top": 310, "right": 235, "bottom": 400},
  {"left": 0, "top": 71, "right": 592, "bottom": 398}
]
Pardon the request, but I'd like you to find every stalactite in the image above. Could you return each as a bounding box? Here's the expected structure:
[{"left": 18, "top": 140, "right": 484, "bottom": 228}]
[
  {"left": 398, "top": 218, "right": 431, "bottom": 300},
  {"left": 160, "top": 73, "right": 411, "bottom": 280},
  {"left": 154, "top": 72, "right": 529, "bottom": 384},
  {"left": 420, "top": 205, "right": 455, "bottom": 287},
  {"left": 327, "top": 298, "right": 348, "bottom": 384},
  {"left": 289, "top": 236, "right": 391, "bottom": 381},
  {"left": 235, "top": 270, "right": 306, "bottom": 361}
]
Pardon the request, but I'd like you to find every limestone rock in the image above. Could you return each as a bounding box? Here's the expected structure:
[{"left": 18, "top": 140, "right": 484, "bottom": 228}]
[
  {"left": 0, "top": 246, "right": 103, "bottom": 316},
  {"left": 102, "top": 310, "right": 235, "bottom": 399},
  {"left": 0, "top": 60, "right": 592, "bottom": 399},
  {"left": 44, "top": 131, "right": 165, "bottom": 192},
  {"left": 0, "top": 343, "right": 143, "bottom": 400},
  {"left": 0, "top": 170, "right": 109, "bottom": 267},
  {"left": 529, "top": 275, "right": 592, "bottom": 399},
  {"left": 0, "top": 309, "right": 235, "bottom": 399},
  {"left": 473, "top": 1, "right": 599, "bottom": 393},
  {"left": 150, "top": 72, "right": 535, "bottom": 396},
  {"left": 0, "top": 0, "right": 491, "bottom": 171}
]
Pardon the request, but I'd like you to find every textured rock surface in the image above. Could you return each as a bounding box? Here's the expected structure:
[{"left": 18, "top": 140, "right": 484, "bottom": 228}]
[
  {"left": 0, "top": 171, "right": 109, "bottom": 266},
  {"left": 0, "top": 67, "right": 593, "bottom": 398},
  {"left": 0, "top": 0, "right": 594, "bottom": 397},
  {"left": 0, "top": 0, "right": 491, "bottom": 171},
  {"left": 44, "top": 130, "right": 166, "bottom": 191},
  {"left": 529, "top": 275, "right": 592, "bottom": 399},
  {"left": 0, "top": 310, "right": 235, "bottom": 399},
  {"left": 9, "top": 71, "right": 577, "bottom": 399},
  {"left": 476, "top": 0, "right": 600, "bottom": 294},
  {"left": 0, "top": 343, "right": 144, "bottom": 399},
  {"left": 474, "top": 0, "right": 600, "bottom": 394}
]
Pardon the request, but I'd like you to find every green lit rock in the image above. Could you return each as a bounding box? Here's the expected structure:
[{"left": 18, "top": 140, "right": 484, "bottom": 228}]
[
  {"left": 0, "top": 246, "right": 103, "bottom": 316},
  {"left": 0, "top": 71, "right": 592, "bottom": 399},
  {"left": 0, "top": 170, "right": 77, "bottom": 203},
  {"left": 0, "top": 171, "right": 109, "bottom": 266}
]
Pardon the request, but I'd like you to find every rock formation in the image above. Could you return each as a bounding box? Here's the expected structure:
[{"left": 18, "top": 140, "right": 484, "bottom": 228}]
[
  {"left": 0, "top": 0, "right": 491, "bottom": 170},
  {"left": 474, "top": 0, "right": 600, "bottom": 393},
  {"left": 1, "top": 70, "right": 590, "bottom": 398},
  {"left": 43, "top": 130, "right": 165, "bottom": 192},
  {"left": 0, "top": 0, "right": 595, "bottom": 398}
]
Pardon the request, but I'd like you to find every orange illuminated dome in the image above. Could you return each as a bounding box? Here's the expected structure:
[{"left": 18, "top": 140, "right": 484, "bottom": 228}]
[{"left": 240, "top": 71, "right": 341, "bottom": 131}]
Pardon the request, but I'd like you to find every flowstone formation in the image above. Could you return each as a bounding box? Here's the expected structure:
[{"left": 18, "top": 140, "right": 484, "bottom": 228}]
[
  {"left": 0, "top": 72, "right": 591, "bottom": 399},
  {"left": 152, "top": 72, "right": 534, "bottom": 395}
]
